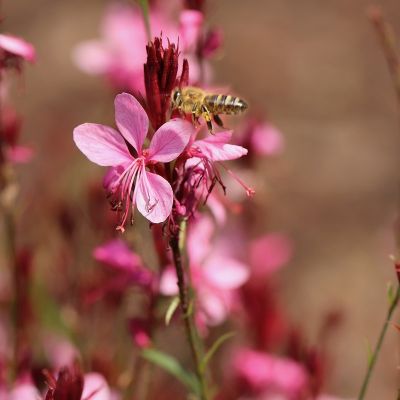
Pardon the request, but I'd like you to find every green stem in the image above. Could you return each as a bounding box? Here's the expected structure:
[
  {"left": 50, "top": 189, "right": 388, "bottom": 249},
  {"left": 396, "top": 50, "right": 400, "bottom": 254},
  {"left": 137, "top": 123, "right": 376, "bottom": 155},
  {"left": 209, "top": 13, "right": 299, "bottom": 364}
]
[
  {"left": 357, "top": 286, "right": 400, "bottom": 400},
  {"left": 170, "top": 228, "right": 208, "bottom": 400},
  {"left": 137, "top": 0, "right": 152, "bottom": 41}
]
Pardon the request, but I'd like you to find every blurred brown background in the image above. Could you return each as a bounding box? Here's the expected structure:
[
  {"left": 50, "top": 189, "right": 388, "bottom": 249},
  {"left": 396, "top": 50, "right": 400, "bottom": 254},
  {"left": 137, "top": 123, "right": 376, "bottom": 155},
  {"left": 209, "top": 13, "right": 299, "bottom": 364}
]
[{"left": 4, "top": 0, "right": 400, "bottom": 398}]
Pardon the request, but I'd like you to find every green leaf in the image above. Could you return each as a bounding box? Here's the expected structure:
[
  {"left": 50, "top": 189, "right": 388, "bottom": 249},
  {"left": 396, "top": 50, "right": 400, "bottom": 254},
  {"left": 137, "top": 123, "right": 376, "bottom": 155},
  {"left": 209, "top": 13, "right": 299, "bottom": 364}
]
[
  {"left": 200, "top": 331, "right": 236, "bottom": 373},
  {"left": 165, "top": 296, "right": 180, "bottom": 326},
  {"left": 141, "top": 348, "right": 200, "bottom": 395},
  {"left": 136, "top": 0, "right": 151, "bottom": 40}
]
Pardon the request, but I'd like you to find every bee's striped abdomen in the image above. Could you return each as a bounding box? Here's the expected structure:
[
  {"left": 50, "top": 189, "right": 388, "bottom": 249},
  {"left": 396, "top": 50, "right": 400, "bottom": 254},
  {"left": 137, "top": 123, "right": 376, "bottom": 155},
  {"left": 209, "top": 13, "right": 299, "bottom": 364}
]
[{"left": 205, "top": 94, "right": 248, "bottom": 115}]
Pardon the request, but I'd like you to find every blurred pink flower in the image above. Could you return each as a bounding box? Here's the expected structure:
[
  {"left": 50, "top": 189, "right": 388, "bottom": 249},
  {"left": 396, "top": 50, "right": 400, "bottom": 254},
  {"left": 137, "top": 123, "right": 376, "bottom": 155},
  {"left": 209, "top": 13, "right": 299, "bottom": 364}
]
[
  {"left": 236, "top": 119, "right": 284, "bottom": 159},
  {"left": 73, "top": 3, "right": 178, "bottom": 93},
  {"left": 44, "top": 364, "right": 116, "bottom": 400},
  {"left": 250, "top": 122, "right": 284, "bottom": 156},
  {"left": 160, "top": 216, "right": 249, "bottom": 326},
  {"left": 0, "top": 33, "right": 36, "bottom": 63},
  {"left": 93, "top": 239, "right": 153, "bottom": 288},
  {"left": 179, "top": 10, "right": 203, "bottom": 53},
  {"left": 82, "top": 373, "right": 112, "bottom": 400},
  {"left": 233, "top": 348, "right": 308, "bottom": 399},
  {"left": 0, "top": 106, "right": 34, "bottom": 164},
  {"left": 73, "top": 93, "right": 193, "bottom": 229},
  {"left": 128, "top": 318, "right": 151, "bottom": 348},
  {"left": 249, "top": 233, "right": 293, "bottom": 278},
  {"left": 6, "top": 146, "right": 34, "bottom": 164},
  {"left": 44, "top": 334, "right": 79, "bottom": 370},
  {"left": 8, "top": 381, "right": 40, "bottom": 400},
  {"left": 93, "top": 239, "right": 142, "bottom": 272}
]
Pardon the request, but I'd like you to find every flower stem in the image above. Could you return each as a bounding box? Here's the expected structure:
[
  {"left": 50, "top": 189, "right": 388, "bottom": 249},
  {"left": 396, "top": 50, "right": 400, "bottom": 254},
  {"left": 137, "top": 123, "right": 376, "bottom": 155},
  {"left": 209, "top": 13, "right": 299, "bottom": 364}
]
[
  {"left": 170, "top": 229, "right": 208, "bottom": 400},
  {"left": 357, "top": 286, "right": 400, "bottom": 400}
]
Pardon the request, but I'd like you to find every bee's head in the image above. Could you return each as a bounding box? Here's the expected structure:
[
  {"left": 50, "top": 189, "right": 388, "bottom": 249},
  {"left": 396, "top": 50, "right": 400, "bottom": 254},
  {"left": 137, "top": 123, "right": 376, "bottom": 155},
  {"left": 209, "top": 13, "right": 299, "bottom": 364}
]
[{"left": 171, "top": 88, "right": 182, "bottom": 108}]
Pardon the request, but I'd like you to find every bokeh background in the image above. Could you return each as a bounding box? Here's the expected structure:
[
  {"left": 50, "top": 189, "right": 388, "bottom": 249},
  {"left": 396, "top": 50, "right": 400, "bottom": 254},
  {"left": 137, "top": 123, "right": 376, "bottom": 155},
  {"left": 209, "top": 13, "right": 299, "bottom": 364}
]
[{"left": 4, "top": 0, "right": 400, "bottom": 398}]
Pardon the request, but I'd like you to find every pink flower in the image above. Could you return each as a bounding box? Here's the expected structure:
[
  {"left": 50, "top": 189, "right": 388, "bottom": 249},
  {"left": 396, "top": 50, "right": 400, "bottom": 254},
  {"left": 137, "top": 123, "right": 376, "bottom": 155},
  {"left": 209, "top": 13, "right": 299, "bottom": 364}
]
[
  {"left": 8, "top": 381, "right": 40, "bottom": 400},
  {"left": 93, "top": 239, "right": 152, "bottom": 287},
  {"left": 250, "top": 122, "right": 284, "bottom": 156},
  {"left": 176, "top": 130, "right": 252, "bottom": 218},
  {"left": 73, "top": 93, "right": 193, "bottom": 230},
  {"left": 44, "top": 364, "right": 116, "bottom": 400},
  {"left": 190, "top": 130, "right": 248, "bottom": 162},
  {"left": 0, "top": 33, "right": 36, "bottom": 63},
  {"left": 73, "top": 3, "right": 178, "bottom": 93},
  {"left": 160, "top": 216, "right": 249, "bottom": 326},
  {"left": 0, "top": 106, "right": 34, "bottom": 164},
  {"left": 236, "top": 119, "right": 284, "bottom": 159},
  {"left": 6, "top": 146, "right": 34, "bottom": 164},
  {"left": 179, "top": 10, "right": 203, "bottom": 53},
  {"left": 249, "top": 233, "right": 293, "bottom": 278},
  {"left": 82, "top": 373, "right": 112, "bottom": 400},
  {"left": 128, "top": 318, "right": 151, "bottom": 348},
  {"left": 233, "top": 348, "right": 308, "bottom": 399}
]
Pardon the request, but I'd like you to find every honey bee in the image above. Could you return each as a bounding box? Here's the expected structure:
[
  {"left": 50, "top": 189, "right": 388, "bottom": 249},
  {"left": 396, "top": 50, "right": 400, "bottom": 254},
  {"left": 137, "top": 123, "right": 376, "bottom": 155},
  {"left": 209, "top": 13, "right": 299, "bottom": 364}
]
[{"left": 171, "top": 86, "right": 248, "bottom": 132}]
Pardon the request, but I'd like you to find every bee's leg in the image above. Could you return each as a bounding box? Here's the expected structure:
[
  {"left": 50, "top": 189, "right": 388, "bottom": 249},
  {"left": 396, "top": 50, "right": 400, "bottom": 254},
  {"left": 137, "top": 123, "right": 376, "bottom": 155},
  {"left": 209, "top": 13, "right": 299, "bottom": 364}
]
[
  {"left": 213, "top": 114, "right": 224, "bottom": 128},
  {"left": 192, "top": 104, "right": 199, "bottom": 127},
  {"left": 178, "top": 106, "right": 185, "bottom": 118},
  {"left": 201, "top": 105, "right": 213, "bottom": 133}
]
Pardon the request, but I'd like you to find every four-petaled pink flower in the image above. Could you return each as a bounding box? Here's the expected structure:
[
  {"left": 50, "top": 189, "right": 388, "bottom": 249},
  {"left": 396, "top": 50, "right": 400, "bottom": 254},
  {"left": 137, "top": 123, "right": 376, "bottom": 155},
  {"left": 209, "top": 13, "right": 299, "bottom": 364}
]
[
  {"left": 232, "top": 348, "right": 308, "bottom": 399},
  {"left": 73, "top": 92, "right": 193, "bottom": 230},
  {"left": 73, "top": 3, "right": 178, "bottom": 93},
  {"left": 160, "top": 215, "right": 249, "bottom": 328}
]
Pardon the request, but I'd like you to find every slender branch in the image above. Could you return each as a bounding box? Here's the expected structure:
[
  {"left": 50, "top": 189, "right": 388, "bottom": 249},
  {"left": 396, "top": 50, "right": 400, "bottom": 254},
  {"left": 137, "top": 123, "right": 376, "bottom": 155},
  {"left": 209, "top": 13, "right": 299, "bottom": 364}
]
[
  {"left": 170, "top": 229, "right": 208, "bottom": 400},
  {"left": 368, "top": 6, "right": 400, "bottom": 108},
  {"left": 358, "top": 286, "right": 400, "bottom": 400},
  {"left": 357, "top": 8, "right": 400, "bottom": 399},
  {"left": 137, "top": 0, "right": 152, "bottom": 41}
]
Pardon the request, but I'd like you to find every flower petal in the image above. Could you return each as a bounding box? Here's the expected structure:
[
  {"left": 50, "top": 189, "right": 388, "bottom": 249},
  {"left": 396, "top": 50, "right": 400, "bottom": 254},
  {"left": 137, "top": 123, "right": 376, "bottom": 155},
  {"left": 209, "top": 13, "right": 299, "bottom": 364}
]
[
  {"left": 93, "top": 239, "right": 143, "bottom": 272},
  {"left": 198, "top": 286, "right": 230, "bottom": 325},
  {"left": 147, "top": 119, "right": 193, "bottom": 163},
  {"left": 82, "top": 373, "right": 111, "bottom": 400},
  {"left": 233, "top": 349, "right": 308, "bottom": 396},
  {"left": 9, "top": 382, "right": 40, "bottom": 400},
  {"left": 187, "top": 216, "right": 214, "bottom": 266},
  {"left": 179, "top": 10, "right": 204, "bottom": 52},
  {"left": 115, "top": 92, "right": 148, "bottom": 154},
  {"left": 250, "top": 233, "right": 292, "bottom": 277},
  {"left": 193, "top": 131, "right": 248, "bottom": 161},
  {"left": 72, "top": 40, "right": 112, "bottom": 75},
  {"left": 73, "top": 123, "right": 131, "bottom": 166},
  {"left": 203, "top": 256, "right": 249, "bottom": 289},
  {"left": 0, "top": 34, "right": 36, "bottom": 62},
  {"left": 136, "top": 170, "right": 173, "bottom": 223},
  {"left": 251, "top": 122, "right": 284, "bottom": 156},
  {"left": 159, "top": 266, "right": 179, "bottom": 296}
]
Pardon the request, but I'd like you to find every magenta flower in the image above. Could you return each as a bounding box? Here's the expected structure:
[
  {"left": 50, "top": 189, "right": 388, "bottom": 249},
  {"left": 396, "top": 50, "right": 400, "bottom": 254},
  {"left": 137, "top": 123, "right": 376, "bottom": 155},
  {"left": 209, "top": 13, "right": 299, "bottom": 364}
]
[
  {"left": 73, "top": 93, "right": 193, "bottom": 230},
  {"left": 93, "top": 239, "right": 152, "bottom": 287},
  {"left": 160, "top": 216, "right": 249, "bottom": 327},
  {"left": 233, "top": 348, "right": 308, "bottom": 399},
  {"left": 73, "top": 3, "right": 178, "bottom": 93},
  {"left": 190, "top": 130, "right": 248, "bottom": 162},
  {"left": 8, "top": 381, "right": 40, "bottom": 400},
  {"left": 82, "top": 373, "right": 113, "bottom": 400},
  {"left": 176, "top": 130, "right": 253, "bottom": 218},
  {"left": 249, "top": 233, "right": 293, "bottom": 278},
  {"left": 0, "top": 33, "right": 36, "bottom": 64},
  {"left": 236, "top": 118, "right": 284, "bottom": 160}
]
